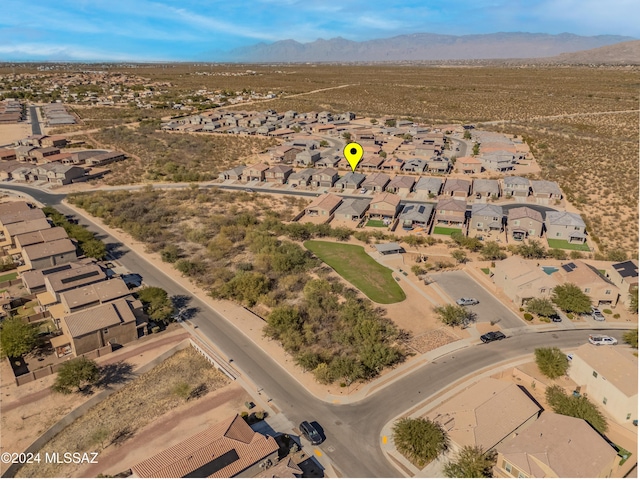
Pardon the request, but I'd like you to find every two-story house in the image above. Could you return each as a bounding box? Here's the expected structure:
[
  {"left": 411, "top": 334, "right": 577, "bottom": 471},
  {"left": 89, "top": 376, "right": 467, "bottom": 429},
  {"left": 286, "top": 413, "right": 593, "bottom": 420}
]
[{"left": 507, "top": 207, "right": 543, "bottom": 240}]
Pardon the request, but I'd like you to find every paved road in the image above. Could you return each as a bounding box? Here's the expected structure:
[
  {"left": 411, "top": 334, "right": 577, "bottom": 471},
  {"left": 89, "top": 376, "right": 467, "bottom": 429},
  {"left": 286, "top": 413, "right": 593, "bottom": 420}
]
[
  {"left": 430, "top": 270, "right": 526, "bottom": 329},
  {"left": 3, "top": 184, "right": 627, "bottom": 477},
  {"left": 29, "top": 106, "right": 42, "bottom": 135}
]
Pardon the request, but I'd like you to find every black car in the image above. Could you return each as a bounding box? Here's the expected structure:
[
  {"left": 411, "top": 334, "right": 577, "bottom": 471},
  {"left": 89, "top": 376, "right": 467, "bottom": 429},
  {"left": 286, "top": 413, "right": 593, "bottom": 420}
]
[
  {"left": 549, "top": 312, "right": 562, "bottom": 322},
  {"left": 480, "top": 331, "right": 506, "bottom": 343},
  {"left": 299, "top": 421, "right": 323, "bottom": 445}
]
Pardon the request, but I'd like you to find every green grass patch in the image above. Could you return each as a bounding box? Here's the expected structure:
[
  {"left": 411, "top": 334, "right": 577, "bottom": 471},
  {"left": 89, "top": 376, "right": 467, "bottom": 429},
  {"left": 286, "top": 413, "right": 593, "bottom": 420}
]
[
  {"left": 481, "top": 268, "right": 490, "bottom": 274},
  {"left": 0, "top": 272, "right": 17, "bottom": 282},
  {"left": 616, "top": 446, "right": 632, "bottom": 465},
  {"left": 546, "top": 239, "right": 590, "bottom": 251},
  {"left": 432, "top": 226, "right": 462, "bottom": 236},
  {"left": 304, "top": 240, "right": 406, "bottom": 304},
  {"left": 365, "top": 219, "right": 387, "bottom": 228}
]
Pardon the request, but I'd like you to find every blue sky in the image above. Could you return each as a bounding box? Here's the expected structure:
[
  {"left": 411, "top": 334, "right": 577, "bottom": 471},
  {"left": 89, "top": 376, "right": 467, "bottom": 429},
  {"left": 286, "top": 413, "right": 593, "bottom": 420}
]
[{"left": 1, "top": 0, "right": 637, "bottom": 61}]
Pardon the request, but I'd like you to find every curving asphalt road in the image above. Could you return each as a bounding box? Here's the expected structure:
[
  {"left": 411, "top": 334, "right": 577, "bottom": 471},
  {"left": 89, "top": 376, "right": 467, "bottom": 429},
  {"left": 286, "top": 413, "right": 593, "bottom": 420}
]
[{"left": 3, "top": 184, "right": 625, "bottom": 478}]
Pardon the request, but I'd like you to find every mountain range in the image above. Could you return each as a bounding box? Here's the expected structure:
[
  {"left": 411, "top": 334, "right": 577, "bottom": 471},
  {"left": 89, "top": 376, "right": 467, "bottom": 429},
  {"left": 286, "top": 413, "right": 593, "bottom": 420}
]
[{"left": 228, "top": 32, "right": 636, "bottom": 63}]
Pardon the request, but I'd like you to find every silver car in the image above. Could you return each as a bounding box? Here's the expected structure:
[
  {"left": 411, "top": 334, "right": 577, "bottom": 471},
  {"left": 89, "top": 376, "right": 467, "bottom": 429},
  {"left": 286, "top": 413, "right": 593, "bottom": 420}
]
[{"left": 456, "top": 298, "right": 479, "bottom": 306}]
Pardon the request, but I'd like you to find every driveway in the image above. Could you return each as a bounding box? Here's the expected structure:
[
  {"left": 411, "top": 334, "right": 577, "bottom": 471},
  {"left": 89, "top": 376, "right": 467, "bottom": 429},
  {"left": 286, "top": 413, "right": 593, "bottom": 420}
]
[{"left": 430, "top": 270, "right": 526, "bottom": 329}]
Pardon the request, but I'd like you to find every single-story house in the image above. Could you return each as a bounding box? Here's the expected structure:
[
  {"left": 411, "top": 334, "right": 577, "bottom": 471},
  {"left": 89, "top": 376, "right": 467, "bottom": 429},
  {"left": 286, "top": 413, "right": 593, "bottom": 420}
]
[
  {"left": 314, "top": 156, "right": 340, "bottom": 168},
  {"left": 336, "top": 172, "right": 366, "bottom": 190},
  {"left": 374, "top": 242, "right": 404, "bottom": 255},
  {"left": 380, "top": 157, "right": 404, "bottom": 172},
  {"left": 130, "top": 414, "right": 279, "bottom": 479},
  {"left": 386, "top": 175, "right": 415, "bottom": 196},
  {"left": 295, "top": 150, "right": 321, "bottom": 167},
  {"left": 507, "top": 207, "right": 543, "bottom": 240},
  {"left": 218, "top": 165, "right": 245, "bottom": 181},
  {"left": 471, "top": 204, "right": 503, "bottom": 232},
  {"left": 472, "top": 179, "right": 500, "bottom": 199},
  {"left": 400, "top": 203, "right": 433, "bottom": 230},
  {"left": 305, "top": 193, "right": 342, "bottom": 218},
  {"left": 545, "top": 211, "right": 586, "bottom": 244},
  {"left": 414, "top": 177, "right": 443, "bottom": 197},
  {"left": 402, "top": 158, "right": 427, "bottom": 173},
  {"left": 334, "top": 198, "right": 371, "bottom": 221},
  {"left": 361, "top": 172, "right": 390, "bottom": 192},
  {"left": 360, "top": 155, "right": 384, "bottom": 171},
  {"left": 443, "top": 178, "right": 471, "bottom": 199},
  {"left": 530, "top": 180, "right": 563, "bottom": 204},
  {"left": 85, "top": 151, "right": 126, "bottom": 166}
]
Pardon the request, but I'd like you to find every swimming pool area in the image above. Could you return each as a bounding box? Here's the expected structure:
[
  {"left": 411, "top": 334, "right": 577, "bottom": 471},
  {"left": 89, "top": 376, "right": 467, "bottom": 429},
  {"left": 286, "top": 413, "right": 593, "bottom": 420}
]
[{"left": 541, "top": 266, "right": 559, "bottom": 275}]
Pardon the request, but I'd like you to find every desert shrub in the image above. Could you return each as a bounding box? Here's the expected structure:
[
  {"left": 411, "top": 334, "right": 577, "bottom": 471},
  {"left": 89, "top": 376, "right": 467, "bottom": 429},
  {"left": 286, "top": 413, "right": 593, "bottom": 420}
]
[{"left": 524, "top": 313, "right": 533, "bottom": 321}]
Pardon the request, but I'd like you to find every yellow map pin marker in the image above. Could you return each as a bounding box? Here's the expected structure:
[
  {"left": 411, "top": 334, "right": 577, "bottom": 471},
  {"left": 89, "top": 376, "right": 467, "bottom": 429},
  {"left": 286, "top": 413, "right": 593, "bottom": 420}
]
[{"left": 343, "top": 142, "right": 364, "bottom": 172}]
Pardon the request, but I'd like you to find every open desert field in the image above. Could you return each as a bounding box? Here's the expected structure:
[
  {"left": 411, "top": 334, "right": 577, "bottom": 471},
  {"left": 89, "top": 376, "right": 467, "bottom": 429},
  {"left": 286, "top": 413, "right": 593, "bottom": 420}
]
[{"left": 0, "top": 123, "right": 31, "bottom": 146}]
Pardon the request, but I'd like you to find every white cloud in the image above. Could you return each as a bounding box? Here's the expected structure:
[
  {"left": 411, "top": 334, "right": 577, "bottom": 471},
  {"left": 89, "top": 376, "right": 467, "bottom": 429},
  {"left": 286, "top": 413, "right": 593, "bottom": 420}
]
[{"left": 0, "top": 43, "right": 165, "bottom": 61}]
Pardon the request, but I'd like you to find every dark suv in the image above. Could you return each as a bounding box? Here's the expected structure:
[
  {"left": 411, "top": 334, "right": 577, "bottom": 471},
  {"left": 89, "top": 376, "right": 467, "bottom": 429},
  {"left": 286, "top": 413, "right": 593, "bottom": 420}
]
[
  {"left": 480, "top": 331, "right": 506, "bottom": 343},
  {"left": 299, "top": 421, "right": 323, "bottom": 445}
]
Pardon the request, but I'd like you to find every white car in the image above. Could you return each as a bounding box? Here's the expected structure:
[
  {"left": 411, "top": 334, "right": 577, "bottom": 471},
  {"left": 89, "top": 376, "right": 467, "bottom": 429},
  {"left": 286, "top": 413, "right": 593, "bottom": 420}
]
[
  {"left": 360, "top": 187, "right": 367, "bottom": 194},
  {"left": 588, "top": 335, "right": 617, "bottom": 346},
  {"left": 456, "top": 298, "right": 479, "bottom": 306},
  {"left": 591, "top": 306, "right": 605, "bottom": 321}
]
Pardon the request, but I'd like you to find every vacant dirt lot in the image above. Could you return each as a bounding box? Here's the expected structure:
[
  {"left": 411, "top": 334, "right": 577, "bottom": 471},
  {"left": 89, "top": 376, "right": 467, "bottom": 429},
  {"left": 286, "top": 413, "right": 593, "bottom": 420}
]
[{"left": 0, "top": 123, "right": 30, "bottom": 146}]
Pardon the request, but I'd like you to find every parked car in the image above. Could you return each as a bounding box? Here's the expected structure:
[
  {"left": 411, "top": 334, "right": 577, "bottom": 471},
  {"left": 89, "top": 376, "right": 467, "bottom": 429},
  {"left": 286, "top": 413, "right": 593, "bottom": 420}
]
[
  {"left": 299, "top": 421, "right": 323, "bottom": 445},
  {"left": 456, "top": 298, "right": 479, "bottom": 306},
  {"left": 245, "top": 188, "right": 255, "bottom": 193},
  {"left": 591, "top": 306, "right": 605, "bottom": 322},
  {"left": 480, "top": 331, "right": 506, "bottom": 343},
  {"left": 549, "top": 312, "right": 562, "bottom": 322},
  {"left": 360, "top": 187, "right": 367, "bottom": 194},
  {"left": 588, "top": 335, "right": 617, "bottom": 346}
]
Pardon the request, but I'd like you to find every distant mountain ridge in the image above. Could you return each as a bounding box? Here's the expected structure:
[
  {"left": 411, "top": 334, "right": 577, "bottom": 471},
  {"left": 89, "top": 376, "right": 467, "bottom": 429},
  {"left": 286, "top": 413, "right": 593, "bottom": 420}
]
[
  {"left": 228, "top": 32, "right": 636, "bottom": 62},
  {"left": 542, "top": 39, "right": 640, "bottom": 64}
]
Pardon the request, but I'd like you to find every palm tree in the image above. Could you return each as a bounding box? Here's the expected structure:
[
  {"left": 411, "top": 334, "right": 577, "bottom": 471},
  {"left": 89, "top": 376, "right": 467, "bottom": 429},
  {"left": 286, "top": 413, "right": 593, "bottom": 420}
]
[{"left": 392, "top": 417, "right": 449, "bottom": 468}]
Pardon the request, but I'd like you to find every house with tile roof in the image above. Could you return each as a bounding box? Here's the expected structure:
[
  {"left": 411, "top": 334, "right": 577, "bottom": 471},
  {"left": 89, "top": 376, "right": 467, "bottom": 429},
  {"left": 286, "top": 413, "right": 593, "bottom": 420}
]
[
  {"left": 503, "top": 176, "right": 530, "bottom": 198},
  {"left": 471, "top": 204, "right": 503, "bottom": 232},
  {"left": 305, "top": 193, "right": 342, "bottom": 218},
  {"left": 264, "top": 164, "right": 293, "bottom": 184},
  {"left": 414, "top": 177, "right": 443, "bottom": 197},
  {"left": 400, "top": 203, "right": 433, "bottom": 230},
  {"left": 494, "top": 412, "right": 618, "bottom": 478},
  {"left": 336, "top": 172, "right": 366, "bottom": 190},
  {"left": 507, "top": 207, "right": 543, "bottom": 240},
  {"left": 245, "top": 163, "right": 269, "bottom": 182},
  {"left": 334, "top": 198, "right": 371, "bottom": 222},
  {"left": 386, "top": 175, "right": 415, "bottom": 196},
  {"left": 426, "top": 378, "right": 541, "bottom": 453},
  {"left": 530, "top": 180, "right": 562, "bottom": 204},
  {"left": 57, "top": 297, "right": 143, "bottom": 357},
  {"left": 21, "top": 238, "right": 77, "bottom": 270},
  {"left": 568, "top": 344, "right": 637, "bottom": 424},
  {"left": 493, "top": 257, "right": 558, "bottom": 306},
  {"left": 552, "top": 260, "right": 620, "bottom": 306},
  {"left": 472, "top": 179, "right": 500, "bottom": 199},
  {"left": 545, "top": 211, "right": 586, "bottom": 244},
  {"left": 607, "top": 260, "right": 638, "bottom": 308},
  {"left": 368, "top": 192, "right": 401, "bottom": 221},
  {"left": 434, "top": 198, "right": 467, "bottom": 228},
  {"left": 361, "top": 172, "right": 390, "bottom": 192},
  {"left": 457, "top": 156, "right": 483, "bottom": 174},
  {"left": 443, "top": 178, "right": 471, "bottom": 199},
  {"left": 131, "top": 414, "right": 279, "bottom": 478}
]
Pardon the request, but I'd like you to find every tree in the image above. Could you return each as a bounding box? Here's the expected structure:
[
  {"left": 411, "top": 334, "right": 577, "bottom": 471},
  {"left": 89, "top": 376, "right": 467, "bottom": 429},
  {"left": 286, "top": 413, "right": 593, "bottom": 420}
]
[
  {"left": 545, "top": 385, "right": 608, "bottom": 433},
  {"left": 393, "top": 417, "right": 449, "bottom": 468},
  {"left": 443, "top": 445, "right": 496, "bottom": 478},
  {"left": 319, "top": 140, "right": 329, "bottom": 148},
  {"left": 52, "top": 357, "right": 101, "bottom": 394},
  {"left": 434, "top": 304, "right": 475, "bottom": 328},
  {"left": 370, "top": 118, "right": 378, "bottom": 125},
  {"left": 526, "top": 298, "right": 556, "bottom": 317},
  {"left": 480, "top": 241, "right": 507, "bottom": 261},
  {"left": 0, "top": 317, "right": 38, "bottom": 358},
  {"left": 629, "top": 287, "right": 638, "bottom": 314},
  {"left": 623, "top": 329, "right": 638, "bottom": 349},
  {"left": 385, "top": 119, "right": 396, "bottom": 127},
  {"left": 379, "top": 150, "right": 387, "bottom": 158},
  {"left": 472, "top": 143, "right": 480, "bottom": 156},
  {"left": 548, "top": 248, "right": 567, "bottom": 260},
  {"left": 137, "top": 286, "right": 174, "bottom": 322},
  {"left": 607, "top": 249, "right": 627, "bottom": 262},
  {"left": 342, "top": 132, "right": 352, "bottom": 141},
  {"left": 534, "top": 347, "right": 569, "bottom": 379},
  {"left": 80, "top": 238, "right": 107, "bottom": 260},
  {"left": 552, "top": 283, "right": 592, "bottom": 314},
  {"left": 463, "top": 130, "right": 472, "bottom": 140},
  {"left": 451, "top": 249, "right": 467, "bottom": 264},
  {"left": 517, "top": 239, "right": 547, "bottom": 259}
]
